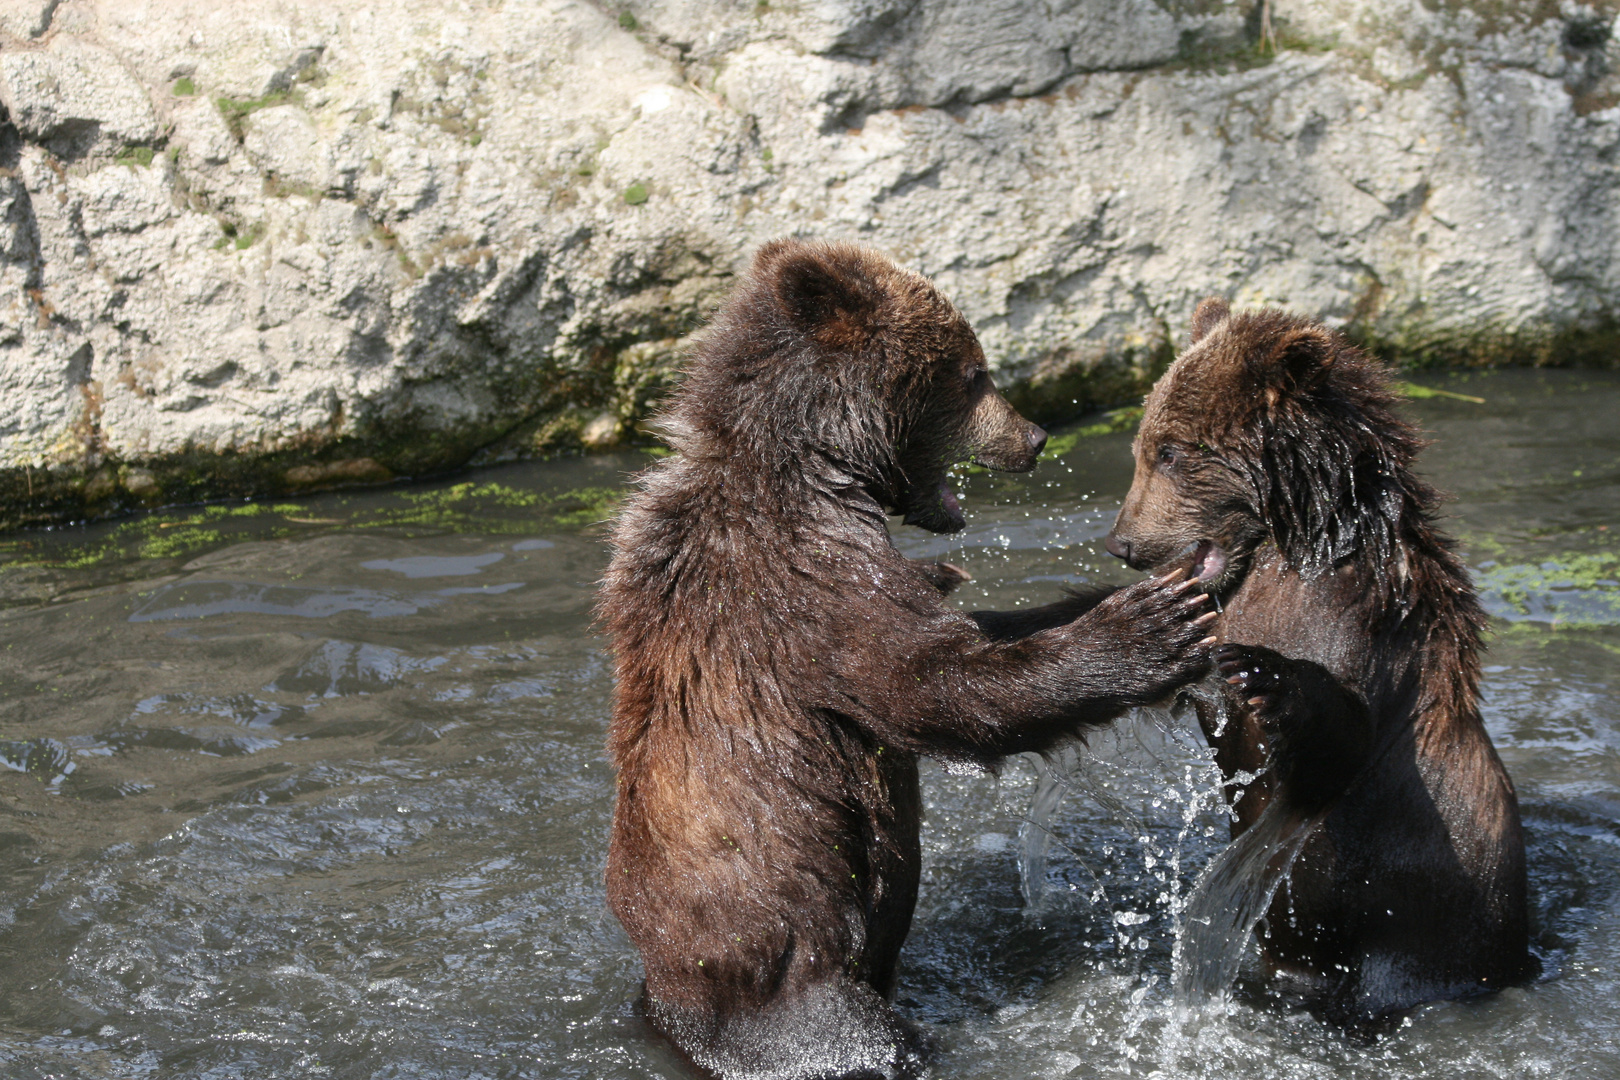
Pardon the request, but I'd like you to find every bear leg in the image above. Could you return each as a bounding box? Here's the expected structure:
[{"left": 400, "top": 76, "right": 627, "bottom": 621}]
[
  {"left": 648, "top": 979, "right": 927, "bottom": 1080},
  {"left": 968, "top": 585, "right": 1116, "bottom": 642}
]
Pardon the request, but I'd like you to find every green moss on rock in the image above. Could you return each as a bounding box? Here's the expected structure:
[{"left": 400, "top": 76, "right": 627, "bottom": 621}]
[
  {"left": 1353, "top": 316, "right": 1620, "bottom": 370},
  {"left": 3, "top": 309, "right": 1617, "bottom": 536},
  {"left": 215, "top": 90, "right": 298, "bottom": 140},
  {"left": 0, "top": 478, "right": 631, "bottom": 579}
]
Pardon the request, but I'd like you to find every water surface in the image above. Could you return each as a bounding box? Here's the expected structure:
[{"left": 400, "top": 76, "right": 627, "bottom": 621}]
[{"left": 0, "top": 368, "right": 1615, "bottom": 1079}]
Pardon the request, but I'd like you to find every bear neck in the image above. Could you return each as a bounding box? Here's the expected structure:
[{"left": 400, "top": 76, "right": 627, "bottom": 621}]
[
  {"left": 667, "top": 405, "right": 907, "bottom": 525},
  {"left": 687, "top": 445, "right": 896, "bottom": 538}
]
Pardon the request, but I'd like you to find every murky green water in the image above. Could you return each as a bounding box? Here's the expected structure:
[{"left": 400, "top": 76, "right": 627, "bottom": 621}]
[{"left": 0, "top": 368, "right": 1615, "bottom": 1079}]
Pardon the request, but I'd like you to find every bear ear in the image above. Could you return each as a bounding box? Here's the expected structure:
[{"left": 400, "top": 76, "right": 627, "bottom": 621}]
[
  {"left": 763, "top": 242, "right": 882, "bottom": 349},
  {"left": 1259, "top": 325, "right": 1336, "bottom": 406},
  {"left": 1190, "top": 297, "right": 1230, "bottom": 342}
]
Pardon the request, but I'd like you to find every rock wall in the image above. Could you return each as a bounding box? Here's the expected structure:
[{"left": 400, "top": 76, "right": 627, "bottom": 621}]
[{"left": 2, "top": 0, "right": 1618, "bottom": 527}]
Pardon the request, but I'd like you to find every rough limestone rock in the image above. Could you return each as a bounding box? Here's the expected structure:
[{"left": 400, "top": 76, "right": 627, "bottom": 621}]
[{"left": 2, "top": 0, "right": 1619, "bottom": 526}]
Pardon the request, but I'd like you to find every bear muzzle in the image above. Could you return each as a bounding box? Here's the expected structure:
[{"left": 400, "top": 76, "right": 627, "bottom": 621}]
[
  {"left": 972, "top": 420, "right": 1046, "bottom": 472},
  {"left": 1105, "top": 529, "right": 1231, "bottom": 585}
]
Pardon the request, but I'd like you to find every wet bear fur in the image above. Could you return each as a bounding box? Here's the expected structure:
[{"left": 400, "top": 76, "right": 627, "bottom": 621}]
[
  {"left": 599, "top": 240, "right": 1216, "bottom": 1079},
  {"left": 1106, "top": 299, "right": 1533, "bottom": 1028}
]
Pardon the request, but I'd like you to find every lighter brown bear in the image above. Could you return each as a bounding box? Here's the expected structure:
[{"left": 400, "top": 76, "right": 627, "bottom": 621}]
[{"left": 599, "top": 240, "right": 1217, "bottom": 1079}]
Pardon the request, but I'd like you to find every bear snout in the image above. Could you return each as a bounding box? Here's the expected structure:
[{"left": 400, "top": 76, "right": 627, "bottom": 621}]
[
  {"left": 971, "top": 418, "right": 1046, "bottom": 472},
  {"left": 1104, "top": 531, "right": 1132, "bottom": 563},
  {"left": 1104, "top": 521, "right": 1160, "bottom": 571},
  {"left": 1026, "top": 423, "right": 1048, "bottom": 457},
  {"left": 962, "top": 386, "right": 1046, "bottom": 473}
]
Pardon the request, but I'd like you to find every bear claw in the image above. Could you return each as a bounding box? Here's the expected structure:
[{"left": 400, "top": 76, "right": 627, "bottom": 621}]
[{"left": 1214, "top": 644, "right": 1288, "bottom": 717}]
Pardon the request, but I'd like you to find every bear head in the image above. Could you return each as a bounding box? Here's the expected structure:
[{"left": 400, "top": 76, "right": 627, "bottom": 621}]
[
  {"left": 660, "top": 239, "right": 1047, "bottom": 532},
  {"left": 1105, "top": 298, "right": 1426, "bottom": 594}
]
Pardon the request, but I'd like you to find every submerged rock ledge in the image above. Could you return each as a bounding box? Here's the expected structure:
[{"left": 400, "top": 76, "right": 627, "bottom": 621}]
[{"left": 2, "top": 0, "right": 1619, "bottom": 529}]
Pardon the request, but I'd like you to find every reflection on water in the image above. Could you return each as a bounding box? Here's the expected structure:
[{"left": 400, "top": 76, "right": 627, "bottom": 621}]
[{"left": 0, "top": 369, "right": 1616, "bottom": 1078}]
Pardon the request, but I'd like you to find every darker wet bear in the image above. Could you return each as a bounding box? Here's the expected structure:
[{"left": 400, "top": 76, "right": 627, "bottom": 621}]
[
  {"left": 599, "top": 240, "right": 1217, "bottom": 1078},
  {"left": 1106, "top": 299, "right": 1533, "bottom": 1027}
]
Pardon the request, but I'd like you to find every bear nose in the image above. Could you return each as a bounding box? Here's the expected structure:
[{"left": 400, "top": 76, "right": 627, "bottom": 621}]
[
  {"left": 1104, "top": 532, "right": 1130, "bottom": 562},
  {"left": 1027, "top": 424, "right": 1047, "bottom": 456}
]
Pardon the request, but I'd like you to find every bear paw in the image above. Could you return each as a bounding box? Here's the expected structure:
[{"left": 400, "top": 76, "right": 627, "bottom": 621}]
[
  {"left": 1214, "top": 643, "right": 1292, "bottom": 723},
  {"left": 1213, "top": 643, "right": 1375, "bottom": 815},
  {"left": 1084, "top": 569, "right": 1219, "bottom": 698}
]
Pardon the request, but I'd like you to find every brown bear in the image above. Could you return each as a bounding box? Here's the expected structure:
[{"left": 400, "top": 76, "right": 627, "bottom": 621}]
[
  {"left": 1105, "top": 298, "right": 1533, "bottom": 1028},
  {"left": 598, "top": 240, "right": 1218, "bottom": 1079}
]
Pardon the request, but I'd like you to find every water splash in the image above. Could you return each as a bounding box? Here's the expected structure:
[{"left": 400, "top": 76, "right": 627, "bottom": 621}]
[
  {"left": 1016, "top": 740, "right": 1153, "bottom": 912},
  {"left": 1011, "top": 684, "right": 1322, "bottom": 1040},
  {"left": 1171, "top": 799, "right": 1318, "bottom": 1009},
  {"left": 1017, "top": 749, "right": 1073, "bottom": 909}
]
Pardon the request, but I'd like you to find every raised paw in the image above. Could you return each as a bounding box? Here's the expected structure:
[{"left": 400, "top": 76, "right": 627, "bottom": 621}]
[
  {"left": 1214, "top": 643, "right": 1291, "bottom": 720},
  {"left": 1084, "top": 569, "right": 1220, "bottom": 696},
  {"left": 1122, "top": 568, "right": 1221, "bottom": 650},
  {"left": 1213, "top": 644, "right": 1374, "bottom": 815}
]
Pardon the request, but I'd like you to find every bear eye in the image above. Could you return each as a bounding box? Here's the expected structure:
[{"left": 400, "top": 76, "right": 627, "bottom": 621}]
[{"left": 1157, "top": 445, "right": 1178, "bottom": 467}]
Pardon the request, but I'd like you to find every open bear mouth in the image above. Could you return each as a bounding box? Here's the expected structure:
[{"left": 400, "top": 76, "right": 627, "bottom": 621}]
[
  {"left": 937, "top": 480, "right": 964, "bottom": 528},
  {"left": 902, "top": 477, "right": 966, "bottom": 533},
  {"left": 1172, "top": 539, "right": 1229, "bottom": 583}
]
